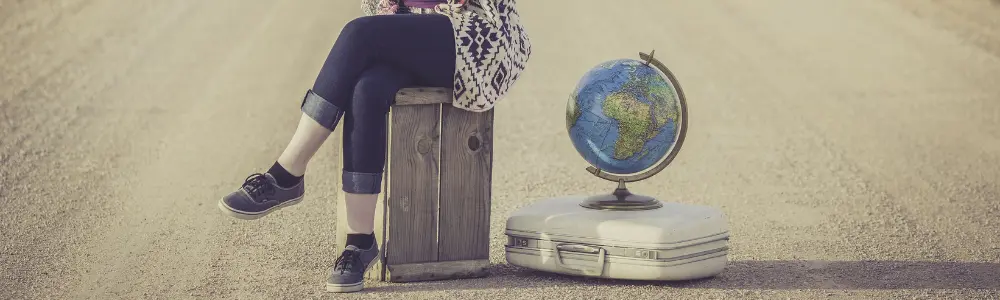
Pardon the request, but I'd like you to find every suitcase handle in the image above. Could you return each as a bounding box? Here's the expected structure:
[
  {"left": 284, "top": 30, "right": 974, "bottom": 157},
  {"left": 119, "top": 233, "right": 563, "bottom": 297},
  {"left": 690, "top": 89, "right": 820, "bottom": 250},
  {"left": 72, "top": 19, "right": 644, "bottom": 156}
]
[{"left": 554, "top": 243, "right": 606, "bottom": 276}]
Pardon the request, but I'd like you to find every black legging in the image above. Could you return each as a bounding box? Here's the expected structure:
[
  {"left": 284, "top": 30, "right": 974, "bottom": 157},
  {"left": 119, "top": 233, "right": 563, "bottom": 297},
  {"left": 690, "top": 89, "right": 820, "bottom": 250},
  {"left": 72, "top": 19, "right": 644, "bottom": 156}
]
[{"left": 301, "top": 13, "right": 455, "bottom": 194}]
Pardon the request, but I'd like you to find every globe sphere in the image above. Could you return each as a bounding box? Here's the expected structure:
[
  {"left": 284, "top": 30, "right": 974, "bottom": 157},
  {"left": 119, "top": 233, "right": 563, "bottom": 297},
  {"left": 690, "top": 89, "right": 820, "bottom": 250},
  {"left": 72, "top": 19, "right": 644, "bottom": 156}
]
[{"left": 566, "top": 58, "right": 683, "bottom": 176}]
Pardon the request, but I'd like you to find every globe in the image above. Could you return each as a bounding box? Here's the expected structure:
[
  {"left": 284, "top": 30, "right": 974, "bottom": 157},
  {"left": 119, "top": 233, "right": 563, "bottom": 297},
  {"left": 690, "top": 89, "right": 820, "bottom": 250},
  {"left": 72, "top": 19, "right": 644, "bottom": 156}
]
[{"left": 566, "top": 56, "right": 685, "bottom": 179}]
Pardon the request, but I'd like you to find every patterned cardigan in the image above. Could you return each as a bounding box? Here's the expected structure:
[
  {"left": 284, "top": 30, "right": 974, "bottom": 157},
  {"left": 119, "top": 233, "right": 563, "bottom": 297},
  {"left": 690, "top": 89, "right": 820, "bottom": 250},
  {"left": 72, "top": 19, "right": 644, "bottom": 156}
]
[{"left": 361, "top": 0, "right": 532, "bottom": 112}]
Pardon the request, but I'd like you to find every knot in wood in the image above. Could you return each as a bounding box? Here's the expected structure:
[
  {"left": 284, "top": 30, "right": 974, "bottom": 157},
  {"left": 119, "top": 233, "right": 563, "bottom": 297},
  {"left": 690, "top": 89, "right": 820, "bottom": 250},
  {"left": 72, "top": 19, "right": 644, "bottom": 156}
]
[
  {"left": 416, "top": 136, "right": 433, "bottom": 154},
  {"left": 467, "top": 135, "right": 481, "bottom": 151}
]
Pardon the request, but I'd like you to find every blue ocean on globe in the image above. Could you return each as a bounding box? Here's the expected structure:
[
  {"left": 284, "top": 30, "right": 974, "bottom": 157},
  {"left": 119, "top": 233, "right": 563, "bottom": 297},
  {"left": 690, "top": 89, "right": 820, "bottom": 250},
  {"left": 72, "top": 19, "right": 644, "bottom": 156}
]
[{"left": 566, "top": 58, "right": 681, "bottom": 175}]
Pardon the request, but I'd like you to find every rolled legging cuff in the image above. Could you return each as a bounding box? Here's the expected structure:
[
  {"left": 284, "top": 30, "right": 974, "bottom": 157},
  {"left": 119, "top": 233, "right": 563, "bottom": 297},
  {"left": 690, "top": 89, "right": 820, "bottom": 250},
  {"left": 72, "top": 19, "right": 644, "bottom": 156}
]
[
  {"left": 300, "top": 89, "right": 344, "bottom": 131},
  {"left": 342, "top": 170, "right": 383, "bottom": 194}
]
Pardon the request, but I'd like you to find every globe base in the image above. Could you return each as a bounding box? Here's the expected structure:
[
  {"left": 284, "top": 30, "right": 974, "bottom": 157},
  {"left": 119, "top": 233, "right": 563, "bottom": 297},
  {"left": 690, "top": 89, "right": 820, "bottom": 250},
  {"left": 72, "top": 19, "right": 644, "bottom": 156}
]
[{"left": 579, "top": 179, "right": 663, "bottom": 211}]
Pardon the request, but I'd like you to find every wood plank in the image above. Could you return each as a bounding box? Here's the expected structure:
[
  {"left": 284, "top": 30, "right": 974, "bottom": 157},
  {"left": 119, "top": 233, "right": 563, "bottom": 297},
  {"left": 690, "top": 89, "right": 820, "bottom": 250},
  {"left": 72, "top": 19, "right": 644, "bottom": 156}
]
[
  {"left": 386, "top": 104, "right": 442, "bottom": 265},
  {"left": 395, "top": 87, "right": 452, "bottom": 105},
  {"left": 385, "top": 259, "right": 490, "bottom": 283},
  {"left": 438, "top": 106, "right": 494, "bottom": 261}
]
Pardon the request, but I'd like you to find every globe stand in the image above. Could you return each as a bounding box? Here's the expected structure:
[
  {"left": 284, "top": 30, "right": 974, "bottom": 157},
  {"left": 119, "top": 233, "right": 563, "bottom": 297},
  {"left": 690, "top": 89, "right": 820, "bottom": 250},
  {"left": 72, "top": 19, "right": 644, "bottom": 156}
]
[{"left": 580, "top": 179, "right": 664, "bottom": 211}]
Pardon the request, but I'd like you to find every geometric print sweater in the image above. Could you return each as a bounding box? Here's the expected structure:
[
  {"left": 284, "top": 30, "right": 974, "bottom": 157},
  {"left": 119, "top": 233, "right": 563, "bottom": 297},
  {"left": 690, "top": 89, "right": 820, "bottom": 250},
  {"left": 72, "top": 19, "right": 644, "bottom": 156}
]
[{"left": 361, "top": 0, "right": 532, "bottom": 112}]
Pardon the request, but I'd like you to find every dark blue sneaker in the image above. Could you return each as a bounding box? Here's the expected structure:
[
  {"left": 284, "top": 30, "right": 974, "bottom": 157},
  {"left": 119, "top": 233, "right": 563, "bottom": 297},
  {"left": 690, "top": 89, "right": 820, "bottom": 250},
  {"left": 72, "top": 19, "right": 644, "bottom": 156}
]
[
  {"left": 326, "top": 242, "right": 380, "bottom": 293},
  {"left": 217, "top": 173, "right": 304, "bottom": 220}
]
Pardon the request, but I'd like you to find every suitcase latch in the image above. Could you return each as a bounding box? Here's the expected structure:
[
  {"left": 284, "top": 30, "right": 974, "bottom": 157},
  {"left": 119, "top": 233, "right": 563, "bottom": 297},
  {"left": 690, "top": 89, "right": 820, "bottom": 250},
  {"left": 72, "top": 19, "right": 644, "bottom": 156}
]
[
  {"left": 634, "top": 249, "right": 658, "bottom": 259},
  {"left": 510, "top": 237, "right": 530, "bottom": 248}
]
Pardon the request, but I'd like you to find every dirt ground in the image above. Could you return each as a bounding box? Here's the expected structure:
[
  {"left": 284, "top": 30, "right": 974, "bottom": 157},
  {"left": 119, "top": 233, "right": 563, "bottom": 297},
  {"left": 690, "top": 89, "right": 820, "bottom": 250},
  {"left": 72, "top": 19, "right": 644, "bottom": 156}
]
[{"left": 2, "top": 0, "right": 999, "bottom": 299}]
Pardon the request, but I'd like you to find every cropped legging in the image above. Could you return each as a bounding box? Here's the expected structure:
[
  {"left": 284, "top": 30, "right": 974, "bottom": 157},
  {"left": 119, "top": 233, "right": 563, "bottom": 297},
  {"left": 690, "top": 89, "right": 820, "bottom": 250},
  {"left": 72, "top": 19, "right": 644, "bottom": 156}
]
[{"left": 299, "top": 14, "right": 455, "bottom": 194}]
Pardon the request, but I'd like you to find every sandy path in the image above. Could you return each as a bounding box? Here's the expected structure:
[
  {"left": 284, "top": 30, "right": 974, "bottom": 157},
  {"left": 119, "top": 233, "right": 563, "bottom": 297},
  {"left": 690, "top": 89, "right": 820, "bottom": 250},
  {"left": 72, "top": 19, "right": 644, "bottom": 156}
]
[{"left": 2, "top": 0, "right": 999, "bottom": 299}]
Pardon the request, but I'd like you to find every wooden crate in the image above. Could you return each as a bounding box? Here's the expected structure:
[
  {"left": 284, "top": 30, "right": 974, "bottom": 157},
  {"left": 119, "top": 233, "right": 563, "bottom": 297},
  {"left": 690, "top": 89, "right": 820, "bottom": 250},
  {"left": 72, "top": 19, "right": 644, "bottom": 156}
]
[{"left": 335, "top": 87, "right": 494, "bottom": 283}]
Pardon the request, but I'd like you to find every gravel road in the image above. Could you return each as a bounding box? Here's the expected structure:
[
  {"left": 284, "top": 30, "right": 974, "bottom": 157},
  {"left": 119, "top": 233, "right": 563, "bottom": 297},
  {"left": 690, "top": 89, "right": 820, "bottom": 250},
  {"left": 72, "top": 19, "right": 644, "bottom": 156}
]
[{"left": 2, "top": 0, "right": 999, "bottom": 299}]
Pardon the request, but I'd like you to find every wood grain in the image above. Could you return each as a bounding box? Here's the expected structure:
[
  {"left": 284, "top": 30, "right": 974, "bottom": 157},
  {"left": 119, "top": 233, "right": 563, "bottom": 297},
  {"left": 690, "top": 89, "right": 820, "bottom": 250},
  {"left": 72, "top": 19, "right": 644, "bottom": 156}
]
[
  {"left": 385, "top": 259, "right": 490, "bottom": 283},
  {"left": 386, "top": 104, "right": 442, "bottom": 265},
  {"left": 437, "top": 106, "right": 494, "bottom": 261},
  {"left": 394, "top": 87, "right": 452, "bottom": 105},
  {"left": 356, "top": 88, "right": 494, "bottom": 282}
]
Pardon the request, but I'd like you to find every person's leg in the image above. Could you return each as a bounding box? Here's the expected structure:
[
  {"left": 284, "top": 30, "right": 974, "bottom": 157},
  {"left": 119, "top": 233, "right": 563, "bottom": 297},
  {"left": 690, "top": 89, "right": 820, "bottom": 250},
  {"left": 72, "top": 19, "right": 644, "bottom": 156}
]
[
  {"left": 340, "top": 64, "right": 411, "bottom": 243},
  {"left": 275, "top": 114, "right": 333, "bottom": 177},
  {"left": 219, "top": 13, "right": 456, "bottom": 220},
  {"left": 325, "top": 14, "right": 456, "bottom": 293},
  {"left": 326, "top": 65, "right": 410, "bottom": 294},
  {"left": 337, "top": 14, "right": 457, "bottom": 248},
  {"left": 335, "top": 13, "right": 457, "bottom": 238}
]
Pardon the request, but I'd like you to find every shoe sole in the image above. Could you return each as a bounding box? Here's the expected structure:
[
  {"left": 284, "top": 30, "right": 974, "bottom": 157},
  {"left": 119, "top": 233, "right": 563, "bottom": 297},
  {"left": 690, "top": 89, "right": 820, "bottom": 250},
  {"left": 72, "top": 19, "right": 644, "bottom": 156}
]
[
  {"left": 217, "top": 196, "right": 303, "bottom": 220},
  {"left": 325, "top": 251, "right": 381, "bottom": 293}
]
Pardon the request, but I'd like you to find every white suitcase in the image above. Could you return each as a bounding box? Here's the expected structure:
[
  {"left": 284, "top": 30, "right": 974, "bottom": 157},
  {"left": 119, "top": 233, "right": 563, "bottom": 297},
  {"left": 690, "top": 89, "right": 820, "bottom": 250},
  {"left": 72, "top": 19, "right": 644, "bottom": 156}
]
[{"left": 504, "top": 196, "right": 730, "bottom": 281}]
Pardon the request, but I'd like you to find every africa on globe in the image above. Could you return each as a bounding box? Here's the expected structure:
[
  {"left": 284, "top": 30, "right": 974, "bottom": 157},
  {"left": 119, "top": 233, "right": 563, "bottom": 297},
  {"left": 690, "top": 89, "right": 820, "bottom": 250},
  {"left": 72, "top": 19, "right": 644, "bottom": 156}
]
[{"left": 566, "top": 52, "right": 686, "bottom": 178}]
